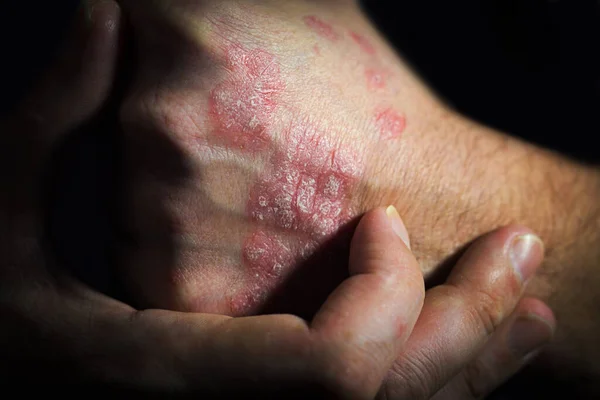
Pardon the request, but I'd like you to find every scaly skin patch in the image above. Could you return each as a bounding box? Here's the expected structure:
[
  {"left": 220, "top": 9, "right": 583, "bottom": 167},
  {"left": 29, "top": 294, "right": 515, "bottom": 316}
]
[
  {"left": 122, "top": 5, "right": 415, "bottom": 318},
  {"left": 375, "top": 107, "right": 406, "bottom": 140},
  {"left": 365, "top": 68, "right": 387, "bottom": 91},
  {"left": 143, "top": 18, "right": 404, "bottom": 315},
  {"left": 350, "top": 31, "right": 376, "bottom": 55},
  {"left": 237, "top": 118, "right": 363, "bottom": 315},
  {"left": 234, "top": 231, "right": 310, "bottom": 314},
  {"left": 208, "top": 43, "right": 284, "bottom": 152},
  {"left": 204, "top": 38, "right": 365, "bottom": 315},
  {"left": 303, "top": 15, "right": 340, "bottom": 42}
]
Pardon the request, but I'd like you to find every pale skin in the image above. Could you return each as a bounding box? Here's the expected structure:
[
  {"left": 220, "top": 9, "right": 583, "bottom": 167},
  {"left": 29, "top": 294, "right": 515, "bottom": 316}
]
[
  {"left": 0, "top": 1, "right": 556, "bottom": 398},
  {"left": 117, "top": 0, "right": 600, "bottom": 394}
]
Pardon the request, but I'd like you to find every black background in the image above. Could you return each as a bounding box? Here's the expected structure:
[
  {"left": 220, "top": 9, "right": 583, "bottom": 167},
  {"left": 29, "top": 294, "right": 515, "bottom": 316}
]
[
  {"left": 2, "top": 0, "right": 599, "bottom": 162},
  {"left": 362, "top": 0, "right": 600, "bottom": 164},
  {"left": 0, "top": 0, "right": 598, "bottom": 397}
]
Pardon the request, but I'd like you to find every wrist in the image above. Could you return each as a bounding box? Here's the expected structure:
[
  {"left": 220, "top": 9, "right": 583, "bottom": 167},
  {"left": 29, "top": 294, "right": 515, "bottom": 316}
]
[
  {"left": 529, "top": 159, "right": 600, "bottom": 379},
  {"left": 375, "top": 110, "right": 600, "bottom": 379}
]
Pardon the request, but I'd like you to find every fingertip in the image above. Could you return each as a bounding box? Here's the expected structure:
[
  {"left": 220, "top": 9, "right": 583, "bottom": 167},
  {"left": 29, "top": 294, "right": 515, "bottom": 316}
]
[
  {"left": 353, "top": 207, "right": 410, "bottom": 249},
  {"left": 507, "top": 312, "right": 555, "bottom": 361},
  {"left": 86, "top": 0, "right": 121, "bottom": 36},
  {"left": 310, "top": 209, "right": 424, "bottom": 394},
  {"left": 83, "top": 0, "right": 121, "bottom": 62},
  {"left": 514, "top": 297, "right": 556, "bottom": 333},
  {"left": 355, "top": 207, "right": 391, "bottom": 232},
  {"left": 486, "top": 225, "right": 545, "bottom": 285},
  {"left": 73, "top": 0, "right": 122, "bottom": 118},
  {"left": 349, "top": 207, "right": 414, "bottom": 276},
  {"left": 385, "top": 205, "right": 411, "bottom": 249},
  {"left": 448, "top": 225, "right": 544, "bottom": 291},
  {"left": 508, "top": 233, "right": 545, "bottom": 285},
  {"left": 434, "top": 297, "right": 556, "bottom": 399}
]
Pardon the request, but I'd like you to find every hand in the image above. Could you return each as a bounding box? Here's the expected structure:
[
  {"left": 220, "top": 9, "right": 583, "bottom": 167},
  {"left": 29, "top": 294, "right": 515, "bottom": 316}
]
[
  {"left": 2, "top": 4, "right": 553, "bottom": 397},
  {"left": 381, "top": 222, "right": 555, "bottom": 399},
  {"left": 3, "top": 1, "right": 413, "bottom": 395},
  {"left": 117, "top": 0, "right": 600, "bottom": 390}
]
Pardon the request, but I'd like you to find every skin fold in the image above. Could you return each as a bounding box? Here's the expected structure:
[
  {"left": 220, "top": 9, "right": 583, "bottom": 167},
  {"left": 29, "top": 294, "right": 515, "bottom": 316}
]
[{"left": 116, "top": 0, "right": 600, "bottom": 392}]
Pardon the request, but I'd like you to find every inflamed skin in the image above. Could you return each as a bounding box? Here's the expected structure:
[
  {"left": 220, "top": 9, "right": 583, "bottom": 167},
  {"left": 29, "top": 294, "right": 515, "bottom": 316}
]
[
  {"left": 118, "top": 3, "right": 600, "bottom": 388},
  {"left": 119, "top": 1, "right": 415, "bottom": 317}
]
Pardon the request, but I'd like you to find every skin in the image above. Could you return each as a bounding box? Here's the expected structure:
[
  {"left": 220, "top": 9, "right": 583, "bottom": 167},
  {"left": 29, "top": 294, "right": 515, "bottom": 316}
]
[
  {"left": 116, "top": 0, "right": 600, "bottom": 394},
  {"left": 0, "top": 1, "right": 556, "bottom": 397}
]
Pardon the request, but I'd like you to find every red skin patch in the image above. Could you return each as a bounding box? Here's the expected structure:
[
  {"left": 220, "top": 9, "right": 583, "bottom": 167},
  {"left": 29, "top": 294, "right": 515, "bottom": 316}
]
[
  {"left": 208, "top": 44, "right": 285, "bottom": 152},
  {"left": 313, "top": 44, "right": 321, "bottom": 56},
  {"left": 365, "top": 68, "right": 387, "bottom": 91},
  {"left": 234, "top": 231, "right": 311, "bottom": 315},
  {"left": 303, "top": 15, "right": 340, "bottom": 42},
  {"left": 237, "top": 118, "right": 362, "bottom": 315},
  {"left": 376, "top": 108, "right": 406, "bottom": 140},
  {"left": 350, "top": 31, "right": 376, "bottom": 55},
  {"left": 205, "top": 41, "right": 363, "bottom": 316}
]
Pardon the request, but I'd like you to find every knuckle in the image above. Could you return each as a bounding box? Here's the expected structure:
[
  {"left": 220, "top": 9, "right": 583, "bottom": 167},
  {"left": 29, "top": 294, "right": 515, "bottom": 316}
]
[
  {"left": 387, "top": 352, "right": 440, "bottom": 400},
  {"left": 318, "top": 347, "right": 381, "bottom": 400},
  {"left": 462, "top": 358, "right": 494, "bottom": 400},
  {"left": 467, "top": 288, "right": 506, "bottom": 337}
]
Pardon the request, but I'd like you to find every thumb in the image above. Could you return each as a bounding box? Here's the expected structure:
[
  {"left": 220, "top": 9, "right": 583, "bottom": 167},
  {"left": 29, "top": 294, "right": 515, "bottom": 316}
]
[
  {"left": 349, "top": 205, "right": 413, "bottom": 278},
  {"left": 311, "top": 206, "right": 423, "bottom": 398}
]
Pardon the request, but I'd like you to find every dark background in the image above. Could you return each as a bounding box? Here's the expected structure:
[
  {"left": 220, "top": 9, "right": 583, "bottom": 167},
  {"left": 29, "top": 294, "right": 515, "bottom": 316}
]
[
  {"left": 2, "top": 0, "right": 599, "bottom": 162},
  {"left": 0, "top": 0, "right": 598, "bottom": 397},
  {"left": 363, "top": 0, "right": 600, "bottom": 164}
]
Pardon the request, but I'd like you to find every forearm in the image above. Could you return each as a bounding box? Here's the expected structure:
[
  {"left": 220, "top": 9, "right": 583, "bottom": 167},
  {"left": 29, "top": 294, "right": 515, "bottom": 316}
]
[
  {"left": 118, "top": 0, "right": 600, "bottom": 382},
  {"left": 522, "top": 150, "right": 600, "bottom": 381},
  {"left": 484, "top": 139, "right": 600, "bottom": 387},
  {"left": 379, "top": 113, "right": 600, "bottom": 380}
]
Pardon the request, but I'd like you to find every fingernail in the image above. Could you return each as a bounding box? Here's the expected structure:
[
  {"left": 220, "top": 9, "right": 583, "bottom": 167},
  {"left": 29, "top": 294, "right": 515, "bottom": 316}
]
[
  {"left": 386, "top": 206, "right": 411, "bottom": 249},
  {"left": 509, "top": 234, "right": 544, "bottom": 283},
  {"left": 83, "top": 0, "right": 103, "bottom": 25},
  {"left": 507, "top": 315, "right": 553, "bottom": 358}
]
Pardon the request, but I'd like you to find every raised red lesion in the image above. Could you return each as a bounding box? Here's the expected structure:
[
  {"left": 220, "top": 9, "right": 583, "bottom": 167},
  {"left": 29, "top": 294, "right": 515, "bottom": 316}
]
[
  {"left": 202, "top": 29, "right": 396, "bottom": 315},
  {"left": 350, "top": 31, "right": 376, "bottom": 55},
  {"left": 208, "top": 43, "right": 285, "bottom": 152},
  {"left": 303, "top": 15, "right": 341, "bottom": 42},
  {"left": 375, "top": 107, "right": 406, "bottom": 140},
  {"left": 238, "top": 117, "right": 363, "bottom": 315},
  {"left": 365, "top": 68, "right": 388, "bottom": 91}
]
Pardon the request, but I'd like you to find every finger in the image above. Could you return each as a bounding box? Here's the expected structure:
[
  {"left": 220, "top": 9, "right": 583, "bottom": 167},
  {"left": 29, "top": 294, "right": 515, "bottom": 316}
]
[
  {"left": 0, "top": 1, "right": 122, "bottom": 286},
  {"left": 2, "top": 0, "right": 121, "bottom": 199},
  {"left": 6, "top": 208, "right": 420, "bottom": 397},
  {"left": 15, "top": 0, "right": 122, "bottom": 145},
  {"left": 432, "top": 297, "right": 555, "bottom": 400},
  {"left": 382, "top": 226, "right": 544, "bottom": 399},
  {"left": 309, "top": 206, "right": 425, "bottom": 398},
  {"left": 2, "top": 0, "right": 122, "bottom": 193},
  {"left": 200, "top": 207, "right": 423, "bottom": 398}
]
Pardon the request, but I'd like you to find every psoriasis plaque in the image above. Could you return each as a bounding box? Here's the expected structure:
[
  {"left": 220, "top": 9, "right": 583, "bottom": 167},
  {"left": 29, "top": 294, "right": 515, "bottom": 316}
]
[{"left": 202, "top": 20, "right": 405, "bottom": 314}]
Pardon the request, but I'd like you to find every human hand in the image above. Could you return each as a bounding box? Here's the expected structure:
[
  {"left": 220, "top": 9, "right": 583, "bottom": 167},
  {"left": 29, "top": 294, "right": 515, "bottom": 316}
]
[
  {"left": 380, "top": 222, "right": 555, "bottom": 399},
  {"left": 4, "top": 4, "right": 555, "bottom": 398},
  {"left": 2, "top": 2, "right": 428, "bottom": 396},
  {"left": 117, "top": 0, "right": 599, "bottom": 389}
]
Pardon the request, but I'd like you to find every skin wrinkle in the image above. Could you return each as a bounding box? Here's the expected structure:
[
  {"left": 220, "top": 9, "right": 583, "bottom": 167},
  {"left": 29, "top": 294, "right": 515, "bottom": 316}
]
[
  {"left": 388, "top": 349, "right": 439, "bottom": 400},
  {"left": 15, "top": 3, "right": 568, "bottom": 392},
  {"left": 118, "top": 8, "right": 600, "bottom": 386}
]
